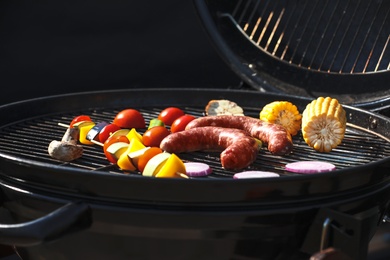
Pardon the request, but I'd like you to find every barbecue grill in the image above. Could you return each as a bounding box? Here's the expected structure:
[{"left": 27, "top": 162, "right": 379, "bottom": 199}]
[
  {"left": 0, "top": 89, "right": 389, "bottom": 260},
  {"left": 0, "top": 0, "right": 389, "bottom": 259}
]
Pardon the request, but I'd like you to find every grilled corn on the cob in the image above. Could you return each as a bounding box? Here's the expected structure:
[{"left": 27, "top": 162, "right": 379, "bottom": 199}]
[
  {"left": 259, "top": 101, "right": 302, "bottom": 136},
  {"left": 301, "top": 97, "right": 346, "bottom": 152}
]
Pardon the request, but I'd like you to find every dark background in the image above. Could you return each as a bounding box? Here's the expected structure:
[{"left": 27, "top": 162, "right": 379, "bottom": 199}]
[{"left": 0, "top": 0, "right": 241, "bottom": 105}]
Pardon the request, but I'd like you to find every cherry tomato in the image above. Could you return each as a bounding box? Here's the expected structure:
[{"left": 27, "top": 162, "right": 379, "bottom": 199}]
[
  {"left": 98, "top": 123, "right": 121, "bottom": 143},
  {"left": 142, "top": 126, "right": 170, "bottom": 147},
  {"left": 113, "top": 109, "right": 145, "bottom": 129},
  {"left": 70, "top": 115, "right": 92, "bottom": 128},
  {"left": 158, "top": 107, "right": 185, "bottom": 126},
  {"left": 103, "top": 135, "right": 130, "bottom": 163},
  {"left": 170, "top": 114, "right": 196, "bottom": 133}
]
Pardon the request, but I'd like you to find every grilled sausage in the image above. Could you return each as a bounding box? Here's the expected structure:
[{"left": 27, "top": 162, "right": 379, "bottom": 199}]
[
  {"left": 185, "top": 115, "right": 293, "bottom": 155},
  {"left": 160, "top": 126, "right": 259, "bottom": 170}
]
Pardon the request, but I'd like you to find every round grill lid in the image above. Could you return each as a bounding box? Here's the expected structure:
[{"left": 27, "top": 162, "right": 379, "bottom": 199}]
[{"left": 194, "top": 0, "right": 390, "bottom": 112}]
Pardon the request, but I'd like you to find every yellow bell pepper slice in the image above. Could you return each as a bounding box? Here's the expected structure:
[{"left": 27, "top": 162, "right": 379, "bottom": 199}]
[
  {"left": 117, "top": 138, "right": 146, "bottom": 171},
  {"left": 126, "top": 128, "right": 143, "bottom": 142},
  {"left": 77, "top": 121, "right": 96, "bottom": 145},
  {"left": 117, "top": 152, "right": 136, "bottom": 171},
  {"left": 155, "top": 153, "right": 186, "bottom": 178}
]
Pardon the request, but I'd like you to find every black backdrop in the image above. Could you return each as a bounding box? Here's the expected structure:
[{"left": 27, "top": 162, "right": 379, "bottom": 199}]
[{"left": 0, "top": 1, "right": 240, "bottom": 105}]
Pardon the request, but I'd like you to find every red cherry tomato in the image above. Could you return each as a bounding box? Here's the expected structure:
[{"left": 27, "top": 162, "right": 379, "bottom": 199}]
[
  {"left": 103, "top": 135, "right": 130, "bottom": 163},
  {"left": 98, "top": 123, "right": 121, "bottom": 143},
  {"left": 170, "top": 115, "right": 196, "bottom": 133},
  {"left": 113, "top": 109, "right": 146, "bottom": 129},
  {"left": 70, "top": 115, "right": 92, "bottom": 128},
  {"left": 142, "top": 126, "right": 170, "bottom": 147},
  {"left": 158, "top": 107, "right": 185, "bottom": 126}
]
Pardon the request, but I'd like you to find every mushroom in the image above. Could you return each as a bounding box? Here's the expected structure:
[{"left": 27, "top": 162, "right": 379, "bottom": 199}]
[
  {"left": 205, "top": 99, "right": 244, "bottom": 116},
  {"left": 48, "top": 127, "right": 83, "bottom": 161}
]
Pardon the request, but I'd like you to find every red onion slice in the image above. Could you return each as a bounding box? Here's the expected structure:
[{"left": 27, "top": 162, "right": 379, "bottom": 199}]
[
  {"left": 233, "top": 171, "right": 280, "bottom": 179},
  {"left": 285, "top": 161, "right": 336, "bottom": 174},
  {"left": 184, "top": 162, "right": 212, "bottom": 177}
]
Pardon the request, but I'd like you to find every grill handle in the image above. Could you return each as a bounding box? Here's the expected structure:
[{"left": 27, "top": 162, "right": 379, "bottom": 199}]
[
  {"left": 302, "top": 207, "right": 381, "bottom": 260},
  {"left": 384, "top": 204, "right": 390, "bottom": 223},
  {"left": 0, "top": 202, "right": 92, "bottom": 246}
]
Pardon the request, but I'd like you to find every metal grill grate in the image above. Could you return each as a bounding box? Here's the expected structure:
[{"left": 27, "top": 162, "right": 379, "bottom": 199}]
[
  {"left": 0, "top": 106, "right": 389, "bottom": 179},
  {"left": 227, "top": 0, "right": 390, "bottom": 73}
]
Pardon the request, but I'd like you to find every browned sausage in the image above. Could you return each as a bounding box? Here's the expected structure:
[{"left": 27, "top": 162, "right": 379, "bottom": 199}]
[
  {"left": 160, "top": 126, "right": 259, "bottom": 170},
  {"left": 185, "top": 115, "right": 293, "bottom": 155}
]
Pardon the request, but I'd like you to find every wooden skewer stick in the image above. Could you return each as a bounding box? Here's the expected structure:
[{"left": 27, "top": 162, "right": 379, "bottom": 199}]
[
  {"left": 90, "top": 139, "right": 104, "bottom": 147},
  {"left": 57, "top": 121, "right": 189, "bottom": 178},
  {"left": 176, "top": 172, "right": 189, "bottom": 179},
  {"left": 57, "top": 122, "right": 104, "bottom": 146},
  {"left": 58, "top": 122, "right": 70, "bottom": 128}
]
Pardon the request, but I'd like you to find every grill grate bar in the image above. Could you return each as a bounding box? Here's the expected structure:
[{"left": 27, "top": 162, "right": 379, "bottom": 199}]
[
  {"left": 376, "top": 34, "right": 390, "bottom": 72},
  {"left": 279, "top": 1, "right": 308, "bottom": 61},
  {"left": 0, "top": 106, "right": 389, "bottom": 179},
  {"left": 308, "top": 0, "right": 346, "bottom": 71},
  {"left": 324, "top": 0, "right": 361, "bottom": 72},
  {"left": 363, "top": 5, "right": 390, "bottom": 72},
  {"left": 234, "top": 0, "right": 253, "bottom": 28},
  {"left": 287, "top": 0, "right": 322, "bottom": 65},
  {"left": 263, "top": 5, "right": 285, "bottom": 51},
  {"left": 349, "top": 0, "right": 383, "bottom": 73},
  {"left": 243, "top": 0, "right": 262, "bottom": 33},
  {"left": 336, "top": 0, "right": 371, "bottom": 73},
  {"left": 271, "top": 4, "right": 296, "bottom": 57},
  {"left": 255, "top": 4, "right": 274, "bottom": 45},
  {"left": 248, "top": 1, "right": 265, "bottom": 40},
  {"left": 246, "top": 0, "right": 271, "bottom": 41}
]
